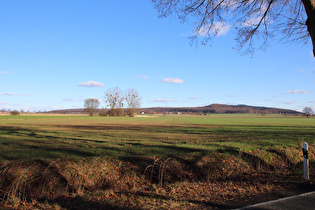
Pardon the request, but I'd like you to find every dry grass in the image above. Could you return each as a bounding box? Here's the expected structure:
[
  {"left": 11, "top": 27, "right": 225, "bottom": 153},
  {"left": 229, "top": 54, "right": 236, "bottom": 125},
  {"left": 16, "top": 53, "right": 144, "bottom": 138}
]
[
  {"left": 0, "top": 147, "right": 313, "bottom": 209},
  {"left": 0, "top": 158, "right": 121, "bottom": 203}
]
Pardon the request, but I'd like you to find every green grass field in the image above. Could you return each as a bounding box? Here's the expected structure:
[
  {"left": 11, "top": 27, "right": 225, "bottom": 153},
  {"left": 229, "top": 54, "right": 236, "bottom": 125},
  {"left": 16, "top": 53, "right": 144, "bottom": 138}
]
[{"left": 0, "top": 114, "right": 314, "bottom": 161}]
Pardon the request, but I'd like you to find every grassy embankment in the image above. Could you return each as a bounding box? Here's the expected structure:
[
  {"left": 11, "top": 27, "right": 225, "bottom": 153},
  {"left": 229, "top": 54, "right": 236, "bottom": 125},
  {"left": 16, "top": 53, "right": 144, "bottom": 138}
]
[{"left": 0, "top": 114, "right": 314, "bottom": 209}]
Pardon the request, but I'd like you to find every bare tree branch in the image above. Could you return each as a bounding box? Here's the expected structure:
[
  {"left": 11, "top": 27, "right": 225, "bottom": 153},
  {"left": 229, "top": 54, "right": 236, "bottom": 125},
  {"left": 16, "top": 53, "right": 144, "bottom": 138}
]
[{"left": 153, "top": 0, "right": 315, "bottom": 56}]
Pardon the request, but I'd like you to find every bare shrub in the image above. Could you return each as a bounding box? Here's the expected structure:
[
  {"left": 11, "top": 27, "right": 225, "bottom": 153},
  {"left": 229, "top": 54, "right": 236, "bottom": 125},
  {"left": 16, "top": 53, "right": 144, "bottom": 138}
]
[
  {"left": 98, "top": 109, "right": 108, "bottom": 116},
  {"left": 59, "top": 158, "right": 121, "bottom": 195},
  {"left": 10, "top": 110, "right": 20, "bottom": 116},
  {"left": 195, "top": 155, "right": 233, "bottom": 181},
  {"left": 144, "top": 158, "right": 183, "bottom": 186}
]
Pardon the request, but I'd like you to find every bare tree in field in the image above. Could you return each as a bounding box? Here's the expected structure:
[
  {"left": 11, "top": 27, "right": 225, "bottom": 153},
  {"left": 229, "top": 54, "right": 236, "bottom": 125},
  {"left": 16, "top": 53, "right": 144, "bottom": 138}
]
[
  {"left": 105, "top": 87, "right": 124, "bottom": 116},
  {"left": 125, "top": 88, "right": 141, "bottom": 117},
  {"left": 152, "top": 0, "right": 315, "bottom": 56},
  {"left": 84, "top": 98, "right": 100, "bottom": 116},
  {"left": 303, "top": 107, "right": 314, "bottom": 118}
]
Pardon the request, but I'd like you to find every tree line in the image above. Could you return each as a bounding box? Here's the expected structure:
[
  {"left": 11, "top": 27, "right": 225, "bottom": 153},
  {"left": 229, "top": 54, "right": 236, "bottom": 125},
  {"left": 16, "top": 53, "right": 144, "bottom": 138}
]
[{"left": 84, "top": 87, "right": 141, "bottom": 117}]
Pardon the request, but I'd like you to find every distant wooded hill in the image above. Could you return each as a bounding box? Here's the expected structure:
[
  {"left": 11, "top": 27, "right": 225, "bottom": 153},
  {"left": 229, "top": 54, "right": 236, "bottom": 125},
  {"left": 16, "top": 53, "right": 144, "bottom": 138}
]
[
  {"left": 139, "top": 104, "right": 300, "bottom": 115},
  {"left": 48, "top": 104, "right": 301, "bottom": 115}
]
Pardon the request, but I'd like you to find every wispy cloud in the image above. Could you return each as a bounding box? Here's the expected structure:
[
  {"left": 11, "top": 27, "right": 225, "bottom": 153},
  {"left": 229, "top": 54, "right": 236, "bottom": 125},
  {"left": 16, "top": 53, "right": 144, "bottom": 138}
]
[
  {"left": 161, "top": 78, "right": 184, "bottom": 84},
  {"left": 3, "top": 92, "right": 17, "bottom": 96},
  {"left": 0, "top": 102, "right": 6, "bottom": 105},
  {"left": 72, "top": 105, "right": 82, "bottom": 108},
  {"left": 78, "top": 81, "right": 105, "bottom": 88},
  {"left": 243, "top": 16, "right": 264, "bottom": 27},
  {"left": 180, "top": 33, "right": 188, "bottom": 37},
  {"left": 0, "top": 71, "right": 9, "bottom": 74},
  {"left": 62, "top": 98, "right": 74, "bottom": 102},
  {"left": 197, "top": 22, "right": 231, "bottom": 37},
  {"left": 188, "top": 97, "right": 198, "bottom": 100},
  {"left": 279, "top": 101, "right": 295, "bottom": 104},
  {"left": 286, "top": 90, "right": 309, "bottom": 94},
  {"left": 0, "top": 92, "right": 33, "bottom": 96},
  {"left": 149, "top": 98, "right": 174, "bottom": 102},
  {"left": 135, "top": 74, "right": 149, "bottom": 79}
]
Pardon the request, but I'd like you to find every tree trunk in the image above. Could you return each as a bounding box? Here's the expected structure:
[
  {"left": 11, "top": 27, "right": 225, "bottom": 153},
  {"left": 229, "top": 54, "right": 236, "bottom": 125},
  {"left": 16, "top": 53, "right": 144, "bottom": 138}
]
[{"left": 302, "top": 0, "right": 315, "bottom": 56}]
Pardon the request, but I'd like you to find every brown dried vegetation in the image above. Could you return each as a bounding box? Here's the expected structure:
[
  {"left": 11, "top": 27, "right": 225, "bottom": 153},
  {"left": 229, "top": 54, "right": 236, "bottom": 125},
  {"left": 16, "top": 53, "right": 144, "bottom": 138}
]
[{"left": 0, "top": 148, "right": 314, "bottom": 209}]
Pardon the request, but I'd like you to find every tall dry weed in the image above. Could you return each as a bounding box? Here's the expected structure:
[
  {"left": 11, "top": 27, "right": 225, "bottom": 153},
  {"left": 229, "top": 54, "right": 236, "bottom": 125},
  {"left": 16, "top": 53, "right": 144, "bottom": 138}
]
[
  {"left": 59, "top": 157, "right": 121, "bottom": 195},
  {"left": 0, "top": 157, "right": 125, "bottom": 203},
  {"left": 144, "top": 158, "right": 183, "bottom": 186}
]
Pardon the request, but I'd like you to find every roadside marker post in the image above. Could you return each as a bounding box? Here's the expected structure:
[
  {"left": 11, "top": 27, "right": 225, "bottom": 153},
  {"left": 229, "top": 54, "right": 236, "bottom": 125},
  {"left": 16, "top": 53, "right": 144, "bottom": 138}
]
[{"left": 303, "top": 142, "right": 309, "bottom": 180}]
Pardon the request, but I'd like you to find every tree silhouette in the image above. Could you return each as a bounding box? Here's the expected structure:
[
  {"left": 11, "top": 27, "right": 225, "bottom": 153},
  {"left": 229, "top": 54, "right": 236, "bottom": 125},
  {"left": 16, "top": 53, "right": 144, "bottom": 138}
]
[
  {"left": 303, "top": 107, "right": 314, "bottom": 118},
  {"left": 153, "top": 0, "right": 315, "bottom": 56}
]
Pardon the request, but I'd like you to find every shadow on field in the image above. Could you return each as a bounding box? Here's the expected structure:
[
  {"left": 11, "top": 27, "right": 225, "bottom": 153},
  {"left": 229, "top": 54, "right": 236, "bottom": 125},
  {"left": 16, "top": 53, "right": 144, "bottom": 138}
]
[
  {"left": 267, "top": 148, "right": 294, "bottom": 166},
  {"left": 44, "top": 196, "right": 135, "bottom": 210},
  {"left": 43, "top": 192, "right": 235, "bottom": 210},
  {"left": 54, "top": 124, "right": 169, "bottom": 131},
  {"left": 145, "top": 144, "right": 206, "bottom": 154},
  {"left": 120, "top": 144, "right": 286, "bottom": 186},
  {"left": 0, "top": 125, "right": 110, "bottom": 144},
  {"left": 0, "top": 126, "right": 32, "bottom": 135},
  {"left": 217, "top": 146, "right": 275, "bottom": 170},
  {"left": 120, "top": 191, "right": 234, "bottom": 209},
  {"left": 27, "top": 145, "right": 98, "bottom": 157}
]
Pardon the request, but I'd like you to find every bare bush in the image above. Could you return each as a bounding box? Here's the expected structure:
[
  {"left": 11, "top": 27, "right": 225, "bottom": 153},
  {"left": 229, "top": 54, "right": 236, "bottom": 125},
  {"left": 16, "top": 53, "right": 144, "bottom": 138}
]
[{"left": 10, "top": 110, "right": 20, "bottom": 115}]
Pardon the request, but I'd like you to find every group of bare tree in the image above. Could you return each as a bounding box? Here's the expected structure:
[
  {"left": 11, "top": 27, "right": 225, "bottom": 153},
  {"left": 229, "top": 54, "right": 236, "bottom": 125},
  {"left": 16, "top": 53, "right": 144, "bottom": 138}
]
[{"left": 84, "top": 87, "right": 141, "bottom": 117}]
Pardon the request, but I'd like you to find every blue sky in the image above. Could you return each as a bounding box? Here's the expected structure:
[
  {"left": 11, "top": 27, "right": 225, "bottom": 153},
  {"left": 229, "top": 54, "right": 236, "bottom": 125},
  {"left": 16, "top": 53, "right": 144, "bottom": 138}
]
[{"left": 0, "top": 0, "right": 314, "bottom": 112}]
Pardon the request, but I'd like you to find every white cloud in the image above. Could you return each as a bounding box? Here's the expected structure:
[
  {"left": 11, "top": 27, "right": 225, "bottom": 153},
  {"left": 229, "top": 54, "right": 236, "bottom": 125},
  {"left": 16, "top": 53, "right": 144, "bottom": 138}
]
[
  {"left": 188, "top": 97, "right": 198, "bottom": 100},
  {"left": 78, "top": 81, "right": 105, "bottom": 88},
  {"left": 0, "top": 71, "right": 9, "bottom": 74},
  {"left": 242, "top": 2, "right": 272, "bottom": 27},
  {"left": 3, "top": 92, "right": 18, "bottom": 96},
  {"left": 212, "top": 22, "right": 231, "bottom": 36},
  {"left": 180, "top": 33, "right": 189, "bottom": 37},
  {"left": 62, "top": 98, "right": 74, "bottom": 102},
  {"left": 161, "top": 78, "right": 184, "bottom": 84},
  {"left": 135, "top": 75, "right": 149, "bottom": 79},
  {"left": 149, "top": 98, "right": 174, "bottom": 102},
  {"left": 279, "top": 101, "right": 295, "bottom": 104},
  {"left": 1, "top": 92, "right": 33, "bottom": 96},
  {"left": 72, "top": 105, "right": 83, "bottom": 108},
  {"left": 197, "top": 22, "right": 231, "bottom": 37},
  {"left": 243, "top": 16, "right": 263, "bottom": 27},
  {"left": 286, "top": 90, "right": 309, "bottom": 94}
]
